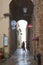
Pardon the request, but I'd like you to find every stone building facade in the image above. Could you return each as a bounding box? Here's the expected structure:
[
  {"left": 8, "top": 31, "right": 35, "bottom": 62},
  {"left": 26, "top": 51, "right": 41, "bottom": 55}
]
[
  {"left": 0, "top": 0, "right": 10, "bottom": 57},
  {"left": 31, "top": 0, "right": 43, "bottom": 65}
]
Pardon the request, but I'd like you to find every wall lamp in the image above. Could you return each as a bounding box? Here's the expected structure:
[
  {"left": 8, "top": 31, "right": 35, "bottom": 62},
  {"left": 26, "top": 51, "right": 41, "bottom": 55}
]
[{"left": 3, "top": 13, "right": 11, "bottom": 18}]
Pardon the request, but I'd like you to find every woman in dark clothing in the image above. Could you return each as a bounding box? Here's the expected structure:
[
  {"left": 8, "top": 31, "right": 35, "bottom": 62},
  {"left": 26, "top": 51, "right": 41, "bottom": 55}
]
[{"left": 22, "top": 41, "right": 25, "bottom": 50}]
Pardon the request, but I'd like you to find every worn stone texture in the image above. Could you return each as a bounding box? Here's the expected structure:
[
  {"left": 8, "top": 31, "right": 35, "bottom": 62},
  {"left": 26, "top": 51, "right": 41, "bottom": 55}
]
[{"left": 32, "top": 0, "right": 43, "bottom": 65}]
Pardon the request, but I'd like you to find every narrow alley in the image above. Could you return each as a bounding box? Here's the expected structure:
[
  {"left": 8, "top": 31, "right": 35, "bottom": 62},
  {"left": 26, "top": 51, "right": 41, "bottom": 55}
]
[{"left": 0, "top": 48, "right": 35, "bottom": 65}]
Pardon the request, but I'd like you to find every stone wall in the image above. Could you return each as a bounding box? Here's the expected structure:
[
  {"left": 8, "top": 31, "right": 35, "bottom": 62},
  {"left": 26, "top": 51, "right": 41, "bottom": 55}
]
[
  {"left": 0, "top": 0, "right": 11, "bottom": 56},
  {"left": 32, "top": 0, "right": 43, "bottom": 65}
]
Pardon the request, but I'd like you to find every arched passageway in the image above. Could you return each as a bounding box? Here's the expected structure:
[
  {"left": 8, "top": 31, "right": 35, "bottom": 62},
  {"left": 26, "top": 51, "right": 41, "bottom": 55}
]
[
  {"left": 9, "top": 0, "right": 34, "bottom": 55},
  {"left": 16, "top": 20, "right": 28, "bottom": 49}
]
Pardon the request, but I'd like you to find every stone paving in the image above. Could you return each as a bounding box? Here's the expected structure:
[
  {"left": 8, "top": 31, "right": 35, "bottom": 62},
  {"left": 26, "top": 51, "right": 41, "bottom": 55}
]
[{"left": 0, "top": 48, "right": 36, "bottom": 65}]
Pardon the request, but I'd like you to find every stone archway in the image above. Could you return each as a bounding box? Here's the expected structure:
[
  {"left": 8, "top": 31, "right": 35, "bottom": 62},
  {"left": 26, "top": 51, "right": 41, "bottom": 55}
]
[{"left": 9, "top": 0, "right": 34, "bottom": 55}]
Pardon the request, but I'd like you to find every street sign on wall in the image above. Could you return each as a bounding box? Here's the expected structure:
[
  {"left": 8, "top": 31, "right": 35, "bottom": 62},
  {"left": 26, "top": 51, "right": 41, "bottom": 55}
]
[
  {"left": 11, "top": 20, "right": 17, "bottom": 30},
  {"left": 4, "top": 36, "right": 8, "bottom": 46},
  {"left": 28, "top": 24, "right": 32, "bottom": 28}
]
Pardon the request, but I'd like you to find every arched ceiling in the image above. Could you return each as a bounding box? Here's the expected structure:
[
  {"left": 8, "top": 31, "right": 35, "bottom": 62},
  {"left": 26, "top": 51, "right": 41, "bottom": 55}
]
[
  {"left": 9, "top": 0, "right": 34, "bottom": 23},
  {"left": 12, "top": 0, "right": 33, "bottom": 7}
]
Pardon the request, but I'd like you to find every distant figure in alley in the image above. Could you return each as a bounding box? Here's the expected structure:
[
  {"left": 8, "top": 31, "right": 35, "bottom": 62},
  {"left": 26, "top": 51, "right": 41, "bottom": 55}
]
[{"left": 22, "top": 41, "right": 25, "bottom": 51}]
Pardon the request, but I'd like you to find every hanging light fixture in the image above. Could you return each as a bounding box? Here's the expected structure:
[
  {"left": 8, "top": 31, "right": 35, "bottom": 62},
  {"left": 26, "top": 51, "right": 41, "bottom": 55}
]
[{"left": 23, "top": 7, "right": 27, "bottom": 13}]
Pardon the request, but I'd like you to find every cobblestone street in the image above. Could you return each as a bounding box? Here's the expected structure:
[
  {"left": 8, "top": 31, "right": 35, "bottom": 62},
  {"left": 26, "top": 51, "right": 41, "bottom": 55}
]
[{"left": 0, "top": 48, "right": 35, "bottom": 65}]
